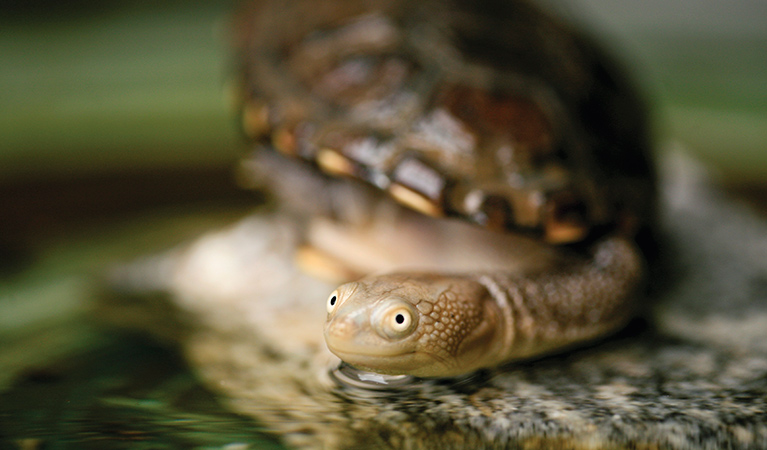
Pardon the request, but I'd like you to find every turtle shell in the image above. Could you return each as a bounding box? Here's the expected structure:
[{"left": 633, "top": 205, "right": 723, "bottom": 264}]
[{"left": 233, "top": 0, "right": 655, "bottom": 244}]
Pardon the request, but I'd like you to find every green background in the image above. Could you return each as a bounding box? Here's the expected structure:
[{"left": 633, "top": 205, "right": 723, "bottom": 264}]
[{"left": 2, "top": 0, "right": 765, "bottom": 184}]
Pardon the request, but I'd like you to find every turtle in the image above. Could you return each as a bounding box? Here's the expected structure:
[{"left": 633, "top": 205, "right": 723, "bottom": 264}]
[{"left": 231, "top": 0, "right": 656, "bottom": 378}]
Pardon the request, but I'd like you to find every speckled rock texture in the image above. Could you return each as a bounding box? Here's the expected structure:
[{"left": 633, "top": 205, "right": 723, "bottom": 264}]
[{"left": 104, "top": 156, "right": 767, "bottom": 450}]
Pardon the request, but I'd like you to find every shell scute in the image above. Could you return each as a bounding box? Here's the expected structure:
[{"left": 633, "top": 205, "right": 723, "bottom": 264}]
[{"left": 235, "top": 0, "right": 655, "bottom": 244}]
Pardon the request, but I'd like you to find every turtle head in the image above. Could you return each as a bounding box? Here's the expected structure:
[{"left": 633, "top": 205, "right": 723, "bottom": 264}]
[{"left": 323, "top": 272, "right": 502, "bottom": 377}]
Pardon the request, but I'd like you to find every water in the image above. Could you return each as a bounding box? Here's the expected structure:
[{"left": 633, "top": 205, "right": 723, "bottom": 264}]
[{"left": 0, "top": 333, "right": 287, "bottom": 450}]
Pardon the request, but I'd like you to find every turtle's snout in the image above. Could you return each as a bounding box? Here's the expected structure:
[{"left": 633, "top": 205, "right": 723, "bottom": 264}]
[
  {"left": 324, "top": 309, "right": 367, "bottom": 347},
  {"left": 325, "top": 314, "right": 352, "bottom": 338}
]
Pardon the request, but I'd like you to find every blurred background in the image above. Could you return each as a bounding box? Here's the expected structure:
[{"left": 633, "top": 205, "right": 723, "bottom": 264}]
[
  {"left": 567, "top": 0, "right": 767, "bottom": 206},
  {"left": 0, "top": 0, "right": 765, "bottom": 446},
  {"left": 1, "top": 0, "right": 765, "bottom": 243}
]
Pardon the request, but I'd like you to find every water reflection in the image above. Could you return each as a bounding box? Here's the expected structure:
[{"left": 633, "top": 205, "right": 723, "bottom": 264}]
[
  {"left": 0, "top": 335, "right": 286, "bottom": 449},
  {"left": 331, "top": 363, "right": 418, "bottom": 392}
]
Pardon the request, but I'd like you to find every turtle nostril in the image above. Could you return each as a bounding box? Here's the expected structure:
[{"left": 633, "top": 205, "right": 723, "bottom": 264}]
[{"left": 326, "top": 313, "right": 364, "bottom": 339}]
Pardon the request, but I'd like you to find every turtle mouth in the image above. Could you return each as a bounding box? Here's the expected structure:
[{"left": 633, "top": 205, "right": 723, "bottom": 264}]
[
  {"left": 324, "top": 334, "right": 415, "bottom": 359},
  {"left": 326, "top": 346, "right": 423, "bottom": 375},
  {"left": 327, "top": 344, "right": 456, "bottom": 377},
  {"left": 328, "top": 344, "right": 414, "bottom": 359}
]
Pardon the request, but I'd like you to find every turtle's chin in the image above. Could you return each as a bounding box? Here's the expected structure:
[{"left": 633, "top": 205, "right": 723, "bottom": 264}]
[
  {"left": 325, "top": 344, "right": 418, "bottom": 375},
  {"left": 325, "top": 342, "right": 453, "bottom": 377}
]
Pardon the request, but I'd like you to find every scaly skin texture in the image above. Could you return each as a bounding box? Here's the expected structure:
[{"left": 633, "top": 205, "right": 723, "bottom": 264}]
[{"left": 324, "top": 236, "right": 643, "bottom": 377}]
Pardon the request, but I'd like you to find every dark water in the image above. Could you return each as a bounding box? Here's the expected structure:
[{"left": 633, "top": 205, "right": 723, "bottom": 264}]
[{"left": 0, "top": 333, "right": 287, "bottom": 450}]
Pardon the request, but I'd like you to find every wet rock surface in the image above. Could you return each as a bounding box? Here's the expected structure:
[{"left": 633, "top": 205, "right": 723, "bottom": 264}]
[{"left": 103, "top": 158, "right": 767, "bottom": 450}]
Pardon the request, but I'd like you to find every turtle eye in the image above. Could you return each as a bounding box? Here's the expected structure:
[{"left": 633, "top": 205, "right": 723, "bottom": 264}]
[
  {"left": 377, "top": 301, "right": 418, "bottom": 339},
  {"left": 326, "top": 290, "right": 341, "bottom": 314},
  {"left": 391, "top": 310, "right": 412, "bottom": 331}
]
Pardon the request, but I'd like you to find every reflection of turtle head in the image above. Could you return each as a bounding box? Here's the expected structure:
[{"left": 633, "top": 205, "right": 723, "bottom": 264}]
[{"left": 323, "top": 273, "right": 503, "bottom": 377}]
